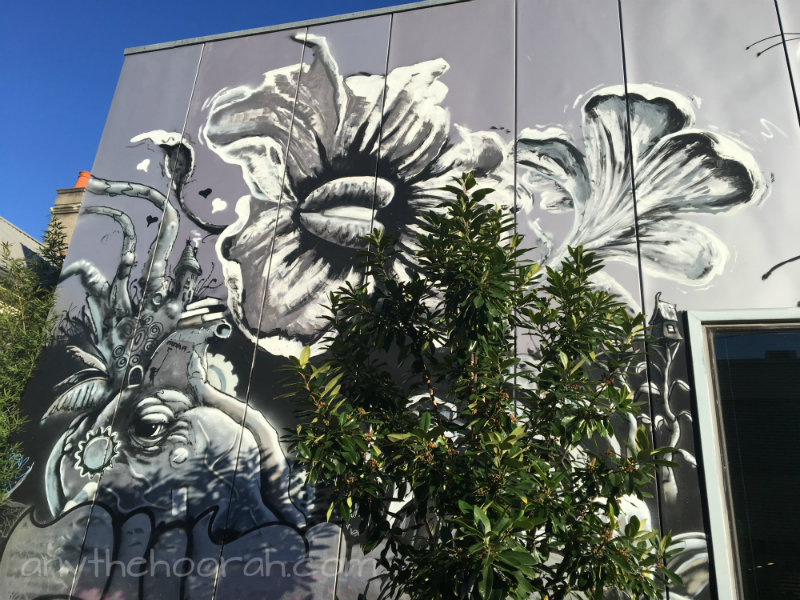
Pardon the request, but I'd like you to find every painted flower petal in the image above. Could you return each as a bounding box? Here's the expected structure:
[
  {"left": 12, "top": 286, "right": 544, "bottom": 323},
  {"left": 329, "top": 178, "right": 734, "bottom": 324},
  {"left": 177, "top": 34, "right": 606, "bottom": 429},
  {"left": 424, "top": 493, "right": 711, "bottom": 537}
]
[
  {"left": 294, "top": 35, "right": 347, "bottom": 143},
  {"left": 297, "top": 35, "right": 391, "bottom": 165},
  {"left": 380, "top": 59, "right": 451, "bottom": 180},
  {"left": 580, "top": 85, "right": 695, "bottom": 225},
  {"left": 287, "top": 35, "right": 349, "bottom": 183},
  {"left": 638, "top": 219, "right": 728, "bottom": 284},
  {"left": 635, "top": 130, "right": 765, "bottom": 218},
  {"left": 263, "top": 226, "right": 362, "bottom": 342},
  {"left": 590, "top": 271, "right": 639, "bottom": 309},
  {"left": 581, "top": 90, "right": 634, "bottom": 224},
  {"left": 216, "top": 198, "right": 283, "bottom": 337},
  {"left": 415, "top": 126, "right": 509, "bottom": 214},
  {"left": 622, "top": 84, "right": 695, "bottom": 159},
  {"left": 201, "top": 104, "right": 291, "bottom": 201},
  {"left": 434, "top": 125, "right": 505, "bottom": 176},
  {"left": 516, "top": 126, "right": 589, "bottom": 214},
  {"left": 334, "top": 73, "right": 387, "bottom": 158},
  {"left": 390, "top": 128, "right": 515, "bottom": 270},
  {"left": 218, "top": 195, "right": 363, "bottom": 355}
]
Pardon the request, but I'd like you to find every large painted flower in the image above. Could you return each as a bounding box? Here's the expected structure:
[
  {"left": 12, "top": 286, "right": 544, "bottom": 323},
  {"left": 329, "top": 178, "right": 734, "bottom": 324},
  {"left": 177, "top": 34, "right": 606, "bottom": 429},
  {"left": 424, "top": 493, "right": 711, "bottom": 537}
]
[
  {"left": 516, "top": 84, "right": 765, "bottom": 286},
  {"left": 202, "top": 35, "right": 508, "bottom": 356}
]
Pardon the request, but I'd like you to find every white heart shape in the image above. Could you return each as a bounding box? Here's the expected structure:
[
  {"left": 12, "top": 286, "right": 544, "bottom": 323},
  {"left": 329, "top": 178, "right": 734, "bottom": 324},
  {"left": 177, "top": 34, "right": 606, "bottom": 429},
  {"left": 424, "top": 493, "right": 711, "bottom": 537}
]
[{"left": 211, "top": 198, "right": 227, "bottom": 213}]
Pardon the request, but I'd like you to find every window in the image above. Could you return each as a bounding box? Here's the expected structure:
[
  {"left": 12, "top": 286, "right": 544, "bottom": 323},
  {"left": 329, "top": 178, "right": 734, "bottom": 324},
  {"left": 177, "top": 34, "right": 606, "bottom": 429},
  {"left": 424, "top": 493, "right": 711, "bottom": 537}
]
[{"left": 687, "top": 310, "right": 800, "bottom": 600}]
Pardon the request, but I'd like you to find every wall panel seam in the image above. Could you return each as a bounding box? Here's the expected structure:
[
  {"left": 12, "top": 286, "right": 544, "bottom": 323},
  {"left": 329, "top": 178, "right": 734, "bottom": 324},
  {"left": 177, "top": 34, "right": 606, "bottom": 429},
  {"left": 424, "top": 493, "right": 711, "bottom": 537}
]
[
  {"left": 773, "top": 0, "right": 800, "bottom": 127},
  {"left": 615, "top": 0, "right": 669, "bottom": 572}
]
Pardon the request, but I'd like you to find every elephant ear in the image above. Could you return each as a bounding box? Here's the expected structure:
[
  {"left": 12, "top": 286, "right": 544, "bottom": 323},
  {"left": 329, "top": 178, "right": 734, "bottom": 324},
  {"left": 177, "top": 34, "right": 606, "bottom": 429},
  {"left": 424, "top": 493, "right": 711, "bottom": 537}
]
[{"left": 43, "top": 368, "right": 110, "bottom": 420}]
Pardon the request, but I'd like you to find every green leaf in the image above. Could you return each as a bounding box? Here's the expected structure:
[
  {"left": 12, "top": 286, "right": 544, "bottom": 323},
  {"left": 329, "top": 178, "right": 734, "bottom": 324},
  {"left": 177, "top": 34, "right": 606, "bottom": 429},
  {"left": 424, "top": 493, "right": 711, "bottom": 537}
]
[
  {"left": 323, "top": 372, "right": 344, "bottom": 397},
  {"left": 635, "top": 425, "right": 651, "bottom": 452},
  {"left": 473, "top": 505, "right": 491, "bottom": 534},
  {"left": 297, "top": 442, "right": 310, "bottom": 459},
  {"left": 419, "top": 411, "right": 432, "bottom": 431},
  {"left": 299, "top": 345, "right": 311, "bottom": 367}
]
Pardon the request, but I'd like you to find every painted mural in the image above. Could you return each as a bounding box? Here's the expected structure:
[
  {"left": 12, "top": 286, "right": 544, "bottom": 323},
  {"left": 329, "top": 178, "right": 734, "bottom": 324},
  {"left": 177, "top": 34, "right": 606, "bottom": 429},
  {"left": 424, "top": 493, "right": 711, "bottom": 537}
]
[{"left": 2, "top": 1, "right": 799, "bottom": 598}]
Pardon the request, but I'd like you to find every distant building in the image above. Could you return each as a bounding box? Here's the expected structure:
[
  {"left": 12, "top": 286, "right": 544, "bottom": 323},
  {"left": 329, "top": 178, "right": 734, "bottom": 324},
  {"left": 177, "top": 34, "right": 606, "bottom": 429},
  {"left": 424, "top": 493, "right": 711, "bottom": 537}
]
[
  {"left": 0, "top": 216, "right": 41, "bottom": 279},
  {"left": 50, "top": 170, "right": 89, "bottom": 246},
  {"left": 1, "top": 170, "right": 87, "bottom": 277}
]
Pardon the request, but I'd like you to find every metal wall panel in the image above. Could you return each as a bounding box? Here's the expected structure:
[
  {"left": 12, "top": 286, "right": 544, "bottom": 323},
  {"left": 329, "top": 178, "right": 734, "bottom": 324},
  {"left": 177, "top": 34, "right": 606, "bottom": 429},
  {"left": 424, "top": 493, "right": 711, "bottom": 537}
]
[
  {"left": 129, "top": 30, "right": 310, "bottom": 600},
  {"left": 0, "top": 44, "right": 205, "bottom": 598},
  {"left": 516, "top": 0, "right": 641, "bottom": 311},
  {"left": 381, "top": 0, "right": 516, "bottom": 261},
  {"left": 256, "top": 17, "right": 395, "bottom": 600},
  {"left": 620, "top": 0, "right": 800, "bottom": 315},
  {"left": 514, "top": 2, "right": 678, "bottom": 595},
  {"left": 202, "top": 16, "right": 394, "bottom": 599},
  {"left": 776, "top": 0, "right": 800, "bottom": 128},
  {"left": 345, "top": 3, "right": 516, "bottom": 596},
  {"left": 620, "top": 1, "right": 800, "bottom": 598}
]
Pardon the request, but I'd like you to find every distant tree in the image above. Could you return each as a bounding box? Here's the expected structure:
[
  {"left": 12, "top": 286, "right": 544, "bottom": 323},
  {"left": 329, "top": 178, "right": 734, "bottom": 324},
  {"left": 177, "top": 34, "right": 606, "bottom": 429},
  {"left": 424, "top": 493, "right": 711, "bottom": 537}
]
[
  {"left": 0, "top": 217, "right": 66, "bottom": 503},
  {"left": 286, "top": 174, "right": 679, "bottom": 600}
]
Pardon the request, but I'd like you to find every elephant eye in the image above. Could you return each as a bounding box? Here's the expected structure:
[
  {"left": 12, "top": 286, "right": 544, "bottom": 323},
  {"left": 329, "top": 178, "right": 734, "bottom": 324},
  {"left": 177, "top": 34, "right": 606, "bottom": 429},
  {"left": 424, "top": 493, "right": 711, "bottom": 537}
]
[
  {"left": 129, "top": 401, "right": 175, "bottom": 448},
  {"left": 132, "top": 415, "right": 166, "bottom": 439}
]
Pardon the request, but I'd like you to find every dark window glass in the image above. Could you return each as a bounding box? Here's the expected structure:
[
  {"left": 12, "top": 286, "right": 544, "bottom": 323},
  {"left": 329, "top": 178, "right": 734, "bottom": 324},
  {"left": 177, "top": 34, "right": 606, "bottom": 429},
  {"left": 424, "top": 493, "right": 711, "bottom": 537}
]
[{"left": 711, "top": 328, "right": 800, "bottom": 599}]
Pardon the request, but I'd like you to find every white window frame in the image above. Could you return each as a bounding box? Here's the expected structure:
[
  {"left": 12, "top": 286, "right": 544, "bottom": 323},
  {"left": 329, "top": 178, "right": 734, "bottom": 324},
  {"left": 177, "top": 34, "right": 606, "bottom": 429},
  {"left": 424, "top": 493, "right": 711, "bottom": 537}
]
[{"left": 686, "top": 307, "right": 800, "bottom": 600}]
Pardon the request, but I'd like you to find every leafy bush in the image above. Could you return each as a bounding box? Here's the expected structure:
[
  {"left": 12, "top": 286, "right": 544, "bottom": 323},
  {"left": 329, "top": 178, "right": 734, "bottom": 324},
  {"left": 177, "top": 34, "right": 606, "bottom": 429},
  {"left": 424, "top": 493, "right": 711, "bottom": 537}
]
[
  {"left": 0, "top": 218, "right": 66, "bottom": 503},
  {"left": 286, "top": 174, "right": 678, "bottom": 600}
]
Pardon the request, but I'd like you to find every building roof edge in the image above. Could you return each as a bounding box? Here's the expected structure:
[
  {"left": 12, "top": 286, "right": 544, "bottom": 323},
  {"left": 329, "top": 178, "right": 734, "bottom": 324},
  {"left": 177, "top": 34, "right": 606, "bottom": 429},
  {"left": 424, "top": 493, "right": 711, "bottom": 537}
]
[
  {"left": 0, "top": 216, "right": 41, "bottom": 248},
  {"left": 124, "top": 0, "right": 468, "bottom": 55}
]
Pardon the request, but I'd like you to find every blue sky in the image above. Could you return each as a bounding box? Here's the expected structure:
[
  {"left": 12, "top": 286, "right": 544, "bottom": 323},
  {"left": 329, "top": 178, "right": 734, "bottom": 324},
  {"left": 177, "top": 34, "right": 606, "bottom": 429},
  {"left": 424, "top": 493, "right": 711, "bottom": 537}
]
[{"left": 0, "top": 0, "right": 403, "bottom": 237}]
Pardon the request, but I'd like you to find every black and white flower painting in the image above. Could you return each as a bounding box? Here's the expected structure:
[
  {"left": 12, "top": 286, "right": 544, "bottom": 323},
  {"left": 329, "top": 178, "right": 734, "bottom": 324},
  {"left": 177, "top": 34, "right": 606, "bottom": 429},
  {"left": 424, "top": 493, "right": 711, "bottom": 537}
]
[
  {"left": 205, "top": 38, "right": 766, "bottom": 357},
  {"left": 202, "top": 35, "right": 511, "bottom": 356},
  {"left": 517, "top": 84, "right": 766, "bottom": 289}
]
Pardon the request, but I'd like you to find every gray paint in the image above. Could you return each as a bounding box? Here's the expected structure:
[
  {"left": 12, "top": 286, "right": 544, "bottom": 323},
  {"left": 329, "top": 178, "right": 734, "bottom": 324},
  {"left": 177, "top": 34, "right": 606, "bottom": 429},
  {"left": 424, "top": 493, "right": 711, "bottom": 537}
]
[
  {"left": 2, "top": 2, "right": 798, "bottom": 599},
  {"left": 620, "top": 0, "right": 800, "bottom": 314}
]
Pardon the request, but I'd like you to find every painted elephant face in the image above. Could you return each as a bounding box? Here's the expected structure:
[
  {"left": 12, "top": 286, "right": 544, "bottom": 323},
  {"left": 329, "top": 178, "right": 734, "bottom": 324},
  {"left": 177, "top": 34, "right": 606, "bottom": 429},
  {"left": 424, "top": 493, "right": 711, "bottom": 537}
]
[{"left": 44, "top": 320, "right": 305, "bottom": 536}]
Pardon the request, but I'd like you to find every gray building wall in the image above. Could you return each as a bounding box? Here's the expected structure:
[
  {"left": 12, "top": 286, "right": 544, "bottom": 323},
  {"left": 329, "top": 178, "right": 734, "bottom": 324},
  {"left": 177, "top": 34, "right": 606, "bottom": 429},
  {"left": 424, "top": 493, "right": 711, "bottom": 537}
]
[
  {"left": 0, "top": 217, "right": 41, "bottom": 279},
  {"left": 1, "top": 1, "right": 798, "bottom": 598}
]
